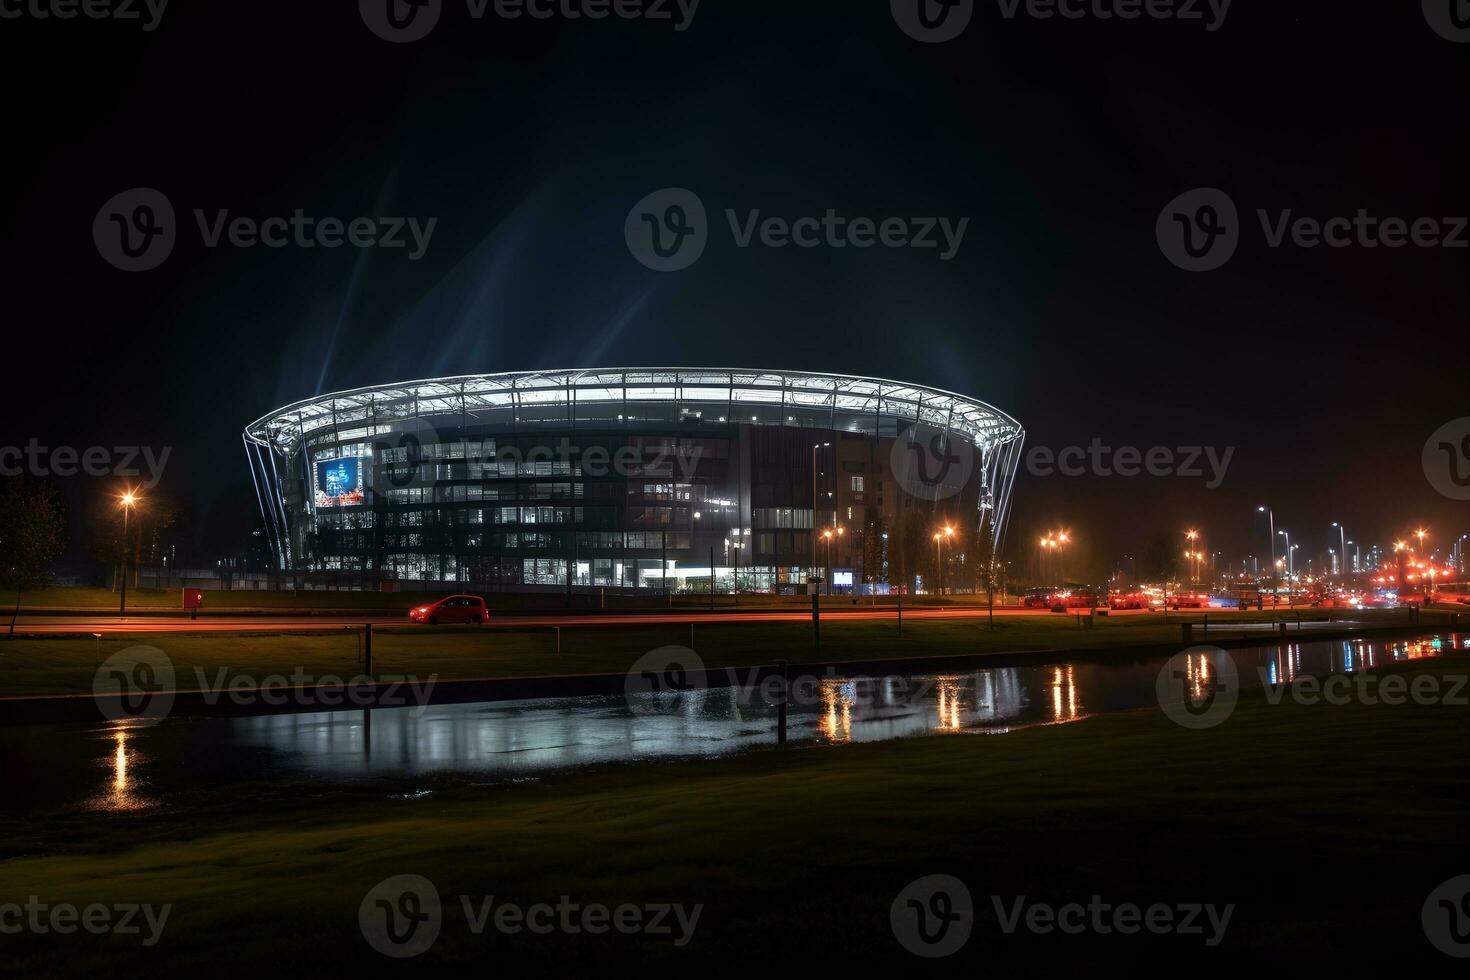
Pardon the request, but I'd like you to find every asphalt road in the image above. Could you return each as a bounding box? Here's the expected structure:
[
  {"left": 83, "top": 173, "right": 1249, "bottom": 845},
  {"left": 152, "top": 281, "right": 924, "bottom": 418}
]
[{"left": 4, "top": 606, "right": 1343, "bottom": 634}]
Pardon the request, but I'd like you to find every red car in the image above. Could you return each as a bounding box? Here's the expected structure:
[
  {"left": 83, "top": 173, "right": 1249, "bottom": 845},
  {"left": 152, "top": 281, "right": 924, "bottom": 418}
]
[
  {"left": 409, "top": 595, "right": 489, "bottom": 625},
  {"left": 1109, "top": 591, "right": 1148, "bottom": 610}
]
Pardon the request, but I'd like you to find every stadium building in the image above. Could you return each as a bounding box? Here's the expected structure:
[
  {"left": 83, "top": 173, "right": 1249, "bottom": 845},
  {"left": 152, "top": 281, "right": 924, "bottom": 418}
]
[{"left": 243, "top": 370, "right": 1025, "bottom": 594}]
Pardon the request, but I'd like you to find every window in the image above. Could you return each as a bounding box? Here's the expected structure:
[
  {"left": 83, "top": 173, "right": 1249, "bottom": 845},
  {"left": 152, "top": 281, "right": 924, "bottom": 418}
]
[{"left": 850, "top": 476, "right": 864, "bottom": 492}]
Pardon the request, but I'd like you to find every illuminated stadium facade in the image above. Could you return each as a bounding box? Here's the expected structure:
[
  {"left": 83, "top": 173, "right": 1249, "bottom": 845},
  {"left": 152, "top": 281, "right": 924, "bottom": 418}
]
[{"left": 243, "top": 370, "right": 1025, "bottom": 593}]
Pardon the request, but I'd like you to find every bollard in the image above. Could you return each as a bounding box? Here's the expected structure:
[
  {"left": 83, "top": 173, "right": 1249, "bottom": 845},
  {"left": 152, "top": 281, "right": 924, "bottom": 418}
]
[
  {"left": 690, "top": 622, "right": 695, "bottom": 649},
  {"left": 363, "top": 623, "right": 373, "bottom": 676},
  {"left": 1203, "top": 614, "right": 1209, "bottom": 637},
  {"left": 775, "top": 659, "right": 788, "bottom": 745},
  {"left": 1278, "top": 621, "right": 1288, "bottom": 636}
]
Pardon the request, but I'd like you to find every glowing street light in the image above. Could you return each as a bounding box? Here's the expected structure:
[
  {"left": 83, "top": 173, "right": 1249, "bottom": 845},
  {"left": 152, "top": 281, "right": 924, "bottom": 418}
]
[{"left": 117, "top": 489, "right": 141, "bottom": 617}]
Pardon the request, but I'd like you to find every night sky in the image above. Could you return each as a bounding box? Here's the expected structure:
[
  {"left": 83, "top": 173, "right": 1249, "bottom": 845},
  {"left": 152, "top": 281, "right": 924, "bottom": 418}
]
[{"left": 2, "top": 0, "right": 1465, "bottom": 577}]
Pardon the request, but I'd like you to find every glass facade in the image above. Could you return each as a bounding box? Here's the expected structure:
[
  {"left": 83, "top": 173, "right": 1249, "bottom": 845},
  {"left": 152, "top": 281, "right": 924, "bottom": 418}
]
[{"left": 243, "top": 370, "right": 1025, "bottom": 592}]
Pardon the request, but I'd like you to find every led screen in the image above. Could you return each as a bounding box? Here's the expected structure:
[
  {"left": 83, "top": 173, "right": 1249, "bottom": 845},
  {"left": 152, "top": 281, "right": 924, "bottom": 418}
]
[{"left": 315, "top": 457, "right": 363, "bottom": 508}]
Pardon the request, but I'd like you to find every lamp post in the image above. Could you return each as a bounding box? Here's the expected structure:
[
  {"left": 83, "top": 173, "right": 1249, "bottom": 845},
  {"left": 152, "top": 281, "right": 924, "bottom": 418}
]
[
  {"left": 118, "top": 490, "right": 139, "bottom": 616},
  {"left": 1185, "top": 529, "right": 1200, "bottom": 583},
  {"left": 1257, "top": 506, "right": 1275, "bottom": 592},
  {"left": 1330, "top": 523, "right": 1347, "bottom": 583},
  {"left": 810, "top": 442, "right": 830, "bottom": 593}
]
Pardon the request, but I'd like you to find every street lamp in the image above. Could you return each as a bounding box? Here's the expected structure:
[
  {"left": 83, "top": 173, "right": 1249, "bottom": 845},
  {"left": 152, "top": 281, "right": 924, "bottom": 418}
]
[
  {"left": 932, "top": 525, "right": 955, "bottom": 595},
  {"left": 118, "top": 490, "right": 140, "bottom": 616},
  {"left": 810, "top": 442, "right": 830, "bottom": 592},
  {"left": 1257, "top": 506, "right": 1275, "bottom": 590},
  {"left": 1330, "top": 522, "right": 1347, "bottom": 582}
]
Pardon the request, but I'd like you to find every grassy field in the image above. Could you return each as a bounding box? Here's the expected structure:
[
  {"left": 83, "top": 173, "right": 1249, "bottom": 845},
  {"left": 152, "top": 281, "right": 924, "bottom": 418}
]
[
  {"left": 0, "top": 609, "right": 1436, "bottom": 700},
  {"left": 1, "top": 652, "right": 1464, "bottom": 973}
]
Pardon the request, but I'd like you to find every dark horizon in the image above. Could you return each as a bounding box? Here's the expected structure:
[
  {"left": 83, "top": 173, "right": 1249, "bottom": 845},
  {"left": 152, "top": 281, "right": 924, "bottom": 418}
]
[{"left": 2, "top": 0, "right": 1466, "bottom": 580}]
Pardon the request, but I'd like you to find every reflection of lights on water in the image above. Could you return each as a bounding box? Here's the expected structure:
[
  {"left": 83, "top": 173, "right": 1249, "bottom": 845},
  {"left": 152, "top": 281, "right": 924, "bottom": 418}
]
[
  {"left": 818, "top": 679, "right": 853, "bottom": 743},
  {"left": 88, "top": 723, "right": 152, "bottom": 813},
  {"left": 1051, "top": 666, "right": 1079, "bottom": 721},
  {"left": 936, "top": 676, "right": 964, "bottom": 731}
]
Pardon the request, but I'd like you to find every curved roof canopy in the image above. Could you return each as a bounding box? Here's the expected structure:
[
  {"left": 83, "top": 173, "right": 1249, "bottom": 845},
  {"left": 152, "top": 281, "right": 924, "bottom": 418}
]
[{"left": 244, "top": 369, "right": 1024, "bottom": 460}]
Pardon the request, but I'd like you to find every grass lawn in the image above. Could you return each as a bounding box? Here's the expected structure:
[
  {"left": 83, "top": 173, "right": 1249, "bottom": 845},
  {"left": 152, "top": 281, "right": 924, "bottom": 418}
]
[
  {"left": 1, "top": 653, "right": 1465, "bottom": 973},
  {"left": 0, "top": 609, "right": 1433, "bottom": 700}
]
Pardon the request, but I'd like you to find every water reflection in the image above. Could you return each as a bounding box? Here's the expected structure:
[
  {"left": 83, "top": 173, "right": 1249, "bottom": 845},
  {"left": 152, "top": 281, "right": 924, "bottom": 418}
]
[
  {"left": 1, "top": 632, "right": 1459, "bottom": 816},
  {"left": 86, "top": 724, "right": 152, "bottom": 813}
]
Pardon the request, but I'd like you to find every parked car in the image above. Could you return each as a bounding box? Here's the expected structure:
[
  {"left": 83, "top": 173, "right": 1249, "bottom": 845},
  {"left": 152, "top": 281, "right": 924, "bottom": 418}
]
[
  {"left": 1109, "top": 591, "right": 1148, "bottom": 610},
  {"left": 1023, "top": 588, "right": 1058, "bottom": 609},
  {"left": 1169, "top": 591, "right": 1208, "bottom": 610},
  {"left": 409, "top": 595, "right": 490, "bottom": 625}
]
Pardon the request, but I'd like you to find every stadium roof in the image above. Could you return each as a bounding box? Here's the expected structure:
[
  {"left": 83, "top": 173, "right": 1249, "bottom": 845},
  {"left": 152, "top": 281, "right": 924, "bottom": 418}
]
[{"left": 244, "top": 369, "right": 1025, "bottom": 459}]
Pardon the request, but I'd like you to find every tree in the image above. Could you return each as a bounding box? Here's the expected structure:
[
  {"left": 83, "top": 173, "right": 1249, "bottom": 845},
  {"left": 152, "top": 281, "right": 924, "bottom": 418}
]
[
  {"left": 861, "top": 514, "right": 884, "bottom": 593},
  {"left": 0, "top": 477, "right": 67, "bottom": 637}
]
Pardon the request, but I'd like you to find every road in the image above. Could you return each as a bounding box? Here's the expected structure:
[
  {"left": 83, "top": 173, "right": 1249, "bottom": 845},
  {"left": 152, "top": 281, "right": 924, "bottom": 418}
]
[{"left": 4, "top": 606, "right": 1346, "bottom": 634}]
